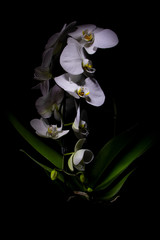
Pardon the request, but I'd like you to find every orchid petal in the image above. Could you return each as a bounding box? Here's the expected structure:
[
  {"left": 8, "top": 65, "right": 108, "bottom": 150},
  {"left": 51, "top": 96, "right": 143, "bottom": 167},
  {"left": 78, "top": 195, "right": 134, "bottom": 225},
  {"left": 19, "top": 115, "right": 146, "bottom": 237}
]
[
  {"left": 69, "top": 24, "right": 96, "bottom": 39},
  {"left": 72, "top": 104, "right": 80, "bottom": 130},
  {"left": 73, "top": 149, "right": 93, "bottom": 171},
  {"left": 35, "top": 96, "right": 53, "bottom": 118},
  {"left": 73, "top": 149, "right": 85, "bottom": 165},
  {"left": 50, "top": 84, "right": 64, "bottom": 105},
  {"left": 73, "top": 149, "right": 94, "bottom": 166},
  {"left": 60, "top": 38, "right": 85, "bottom": 75},
  {"left": 56, "top": 130, "right": 70, "bottom": 139},
  {"left": 84, "top": 45, "right": 97, "bottom": 54},
  {"left": 94, "top": 29, "right": 119, "bottom": 49},
  {"left": 35, "top": 84, "right": 64, "bottom": 118},
  {"left": 84, "top": 78, "right": 105, "bottom": 106},
  {"left": 30, "top": 118, "right": 47, "bottom": 137},
  {"left": 72, "top": 104, "right": 89, "bottom": 139},
  {"left": 54, "top": 73, "right": 80, "bottom": 99}
]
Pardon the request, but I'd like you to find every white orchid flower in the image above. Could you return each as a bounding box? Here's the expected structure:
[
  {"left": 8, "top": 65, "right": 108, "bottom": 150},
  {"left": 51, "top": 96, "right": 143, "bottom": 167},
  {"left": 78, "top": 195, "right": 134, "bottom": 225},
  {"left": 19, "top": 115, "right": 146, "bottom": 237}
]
[
  {"left": 54, "top": 73, "right": 105, "bottom": 107},
  {"left": 30, "top": 118, "right": 69, "bottom": 140},
  {"left": 72, "top": 104, "right": 89, "bottom": 139},
  {"left": 60, "top": 37, "right": 96, "bottom": 75},
  {"left": 68, "top": 24, "right": 119, "bottom": 54},
  {"left": 68, "top": 138, "right": 94, "bottom": 171},
  {"left": 35, "top": 82, "right": 64, "bottom": 119},
  {"left": 34, "top": 21, "right": 76, "bottom": 81}
]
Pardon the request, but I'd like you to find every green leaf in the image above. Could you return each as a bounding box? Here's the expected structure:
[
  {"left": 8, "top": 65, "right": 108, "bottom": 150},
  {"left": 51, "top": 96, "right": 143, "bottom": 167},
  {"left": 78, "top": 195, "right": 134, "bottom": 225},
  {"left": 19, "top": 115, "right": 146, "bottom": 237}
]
[
  {"left": 97, "top": 170, "right": 134, "bottom": 201},
  {"left": 20, "top": 149, "right": 65, "bottom": 182},
  {"left": 8, "top": 112, "right": 63, "bottom": 169},
  {"left": 88, "top": 125, "right": 137, "bottom": 186},
  {"left": 95, "top": 130, "right": 155, "bottom": 191},
  {"left": 20, "top": 149, "right": 53, "bottom": 172}
]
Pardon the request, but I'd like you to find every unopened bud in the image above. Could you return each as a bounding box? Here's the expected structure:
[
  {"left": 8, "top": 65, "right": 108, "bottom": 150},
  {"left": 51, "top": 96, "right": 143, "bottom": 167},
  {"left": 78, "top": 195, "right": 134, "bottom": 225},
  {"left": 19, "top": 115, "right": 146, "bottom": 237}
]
[
  {"left": 80, "top": 173, "right": 85, "bottom": 183},
  {"left": 50, "top": 169, "right": 58, "bottom": 181},
  {"left": 87, "top": 187, "right": 93, "bottom": 193}
]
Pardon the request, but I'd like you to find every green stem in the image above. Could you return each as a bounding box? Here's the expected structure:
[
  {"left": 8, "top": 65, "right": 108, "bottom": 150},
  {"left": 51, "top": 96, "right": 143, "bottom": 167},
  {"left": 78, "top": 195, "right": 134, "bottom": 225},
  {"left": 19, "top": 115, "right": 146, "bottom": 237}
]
[
  {"left": 63, "top": 152, "right": 74, "bottom": 156},
  {"left": 64, "top": 122, "right": 73, "bottom": 126},
  {"left": 57, "top": 169, "right": 83, "bottom": 177}
]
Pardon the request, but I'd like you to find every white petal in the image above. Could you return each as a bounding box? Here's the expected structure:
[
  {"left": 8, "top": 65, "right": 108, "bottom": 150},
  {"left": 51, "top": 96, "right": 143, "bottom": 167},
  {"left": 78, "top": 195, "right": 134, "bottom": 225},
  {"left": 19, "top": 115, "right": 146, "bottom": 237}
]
[
  {"left": 35, "top": 84, "right": 64, "bottom": 118},
  {"left": 84, "top": 78, "right": 105, "bottom": 106},
  {"left": 84, "top": 45, "right": 97, "bottom": 54},
  {"left": 74, "top": 161, "right": 85, "bottom": 171},
  {"left": 60, "top": 38, "right": 85, "bottom": 75},
  {"left": 73, "top": 149, "right": 93, "bottom": 171},
  {"left": 30, "top": 118, "right": 47, "bottom": 136},
  {"left": 94, "top": 29, "right": 119, "bottom": 49},
  {"left": 72, "top": 104, "right": 80, "bottom": 130},
  {"left": 73, "top": 149, "right": 86, "bottom": 165},
  {"left": 55, "top": 130, "right": 69, "bottom": 139},
  {"left": 54, "top": 73, "right": 80, "bottom": 99},
  {"left": 35, "top": 95, "right": 53, "bottom": 118},
  {"left": 50, "top": 84, "right": 64, "bottom": 105}
]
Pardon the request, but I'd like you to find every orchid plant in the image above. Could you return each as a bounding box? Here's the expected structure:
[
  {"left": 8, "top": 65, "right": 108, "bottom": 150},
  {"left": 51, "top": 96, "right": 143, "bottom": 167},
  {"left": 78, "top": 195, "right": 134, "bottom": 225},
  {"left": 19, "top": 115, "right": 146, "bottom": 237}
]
[{"left": 8, "top": 22, "right": 155, "bottom": 204}]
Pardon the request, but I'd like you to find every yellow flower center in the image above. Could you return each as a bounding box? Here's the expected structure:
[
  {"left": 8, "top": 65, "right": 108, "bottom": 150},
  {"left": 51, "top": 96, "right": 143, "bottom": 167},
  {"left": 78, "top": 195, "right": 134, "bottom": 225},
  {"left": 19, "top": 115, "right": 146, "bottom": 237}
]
[
  {"left": 77, "top": 87, "right": 90, "bottom": 98},
  {"left": 82, "top": 30, "right": 94, "bottom": 42},
  {"left": 82, "top": 59, "right": 96, "bottom": 74},
  {"left": 47, "top": 126, "right": 58, "bottom": 137}
]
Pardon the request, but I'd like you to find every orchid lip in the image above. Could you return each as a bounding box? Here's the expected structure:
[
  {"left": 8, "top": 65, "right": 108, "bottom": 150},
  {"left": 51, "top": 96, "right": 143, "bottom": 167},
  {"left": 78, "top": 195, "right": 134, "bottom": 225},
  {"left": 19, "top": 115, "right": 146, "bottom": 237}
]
[
  {"left": 77, "top": 86, "right": 90, "bottom": 98},
  {"left": 82, "top": 59, "right": 96, "bottom": 74},
  {"left": 82, "top": 29, "right": 94, "bottom": 43},
  {"left": 79, "top": 122, "right": 89, "bottom": 136},
  {"left": 46, "top": 125, "right": 58, "bottom": 137}
]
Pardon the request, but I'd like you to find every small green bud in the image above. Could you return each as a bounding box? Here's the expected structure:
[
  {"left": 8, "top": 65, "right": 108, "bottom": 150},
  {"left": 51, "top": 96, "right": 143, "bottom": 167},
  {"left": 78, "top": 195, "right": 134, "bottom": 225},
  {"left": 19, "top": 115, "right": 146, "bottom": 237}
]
[
  {"left": 87, "top": 187, "right": 93, "bottom": 193},
  {"left": 80, "top": 173, "right": 85, "bottom": 183},
  {"left": 50, "top": 169, "right": 58, "bottom": 181}
]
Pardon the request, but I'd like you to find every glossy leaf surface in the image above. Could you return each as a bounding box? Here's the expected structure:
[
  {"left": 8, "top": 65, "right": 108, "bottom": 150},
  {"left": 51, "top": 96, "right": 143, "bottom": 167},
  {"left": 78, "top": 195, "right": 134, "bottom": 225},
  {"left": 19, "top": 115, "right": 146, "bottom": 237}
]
[{"left": 95, "top": 131, "right": 155, "bottom": 191}]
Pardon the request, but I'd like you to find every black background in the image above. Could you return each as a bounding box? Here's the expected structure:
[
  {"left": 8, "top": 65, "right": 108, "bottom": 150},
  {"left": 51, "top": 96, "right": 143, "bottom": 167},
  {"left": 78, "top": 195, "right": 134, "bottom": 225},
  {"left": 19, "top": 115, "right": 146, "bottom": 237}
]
[{"left": 2, "top": 2, "right": 159, "bottom": 237}]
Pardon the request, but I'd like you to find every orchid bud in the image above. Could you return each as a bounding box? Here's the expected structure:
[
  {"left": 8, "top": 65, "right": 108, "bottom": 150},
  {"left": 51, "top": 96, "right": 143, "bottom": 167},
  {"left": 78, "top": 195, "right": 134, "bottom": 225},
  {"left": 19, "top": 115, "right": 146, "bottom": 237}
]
[
  {"left": 80, "top": 173, "right": 85, "bottom": 183},
  {"left": 51, "top": 169, "right": 58, "bottom": 181},
  {"left": 87, "top": 187, "right": 93, "bottom": 193}
]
